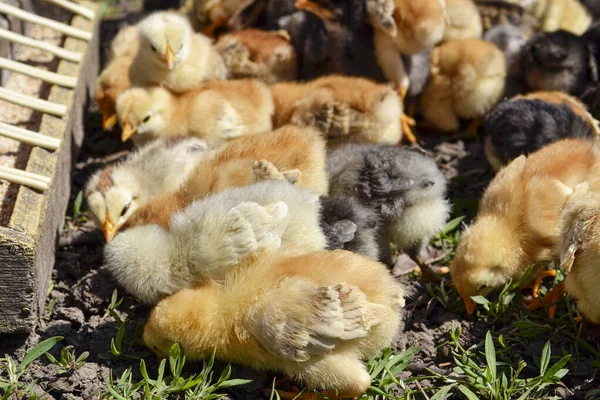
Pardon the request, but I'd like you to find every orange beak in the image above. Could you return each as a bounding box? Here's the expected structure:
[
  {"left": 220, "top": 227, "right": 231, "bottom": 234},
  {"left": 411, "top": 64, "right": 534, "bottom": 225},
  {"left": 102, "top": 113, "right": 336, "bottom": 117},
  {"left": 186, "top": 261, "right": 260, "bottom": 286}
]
[
  {"left": 103, "top": 216, "right": 117, "bottom": 242},
  {"left": 164, "top": 43, "right": 175, "bottom": 70},
  {"left": 103, "top": 113, "right": 118, "bottom": 131},
  {"left": 462, "top": 295, "right": 477, "bottom": 315},
  {"left": 295, "top": 0, "right": 336, "bottom": 20},
  {"left": 121, "top": 121, "right": 137, "bottom": 142}
]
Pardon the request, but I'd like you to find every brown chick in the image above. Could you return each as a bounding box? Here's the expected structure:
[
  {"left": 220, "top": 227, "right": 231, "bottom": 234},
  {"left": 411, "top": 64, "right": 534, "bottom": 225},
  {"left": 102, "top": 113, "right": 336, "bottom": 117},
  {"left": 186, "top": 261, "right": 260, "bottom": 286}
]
[
  {"left": 123, "top": 125, "right": 328, "bottom": 232},
  {"left": 557, "top": 182, "right": 600, "bottom": 323},
  {"left": 419, "top": 38, "right": 506, "bottom": 132},
  {"left": 451, "top": 138, "right": 600, "bottom": 314},
  {"left": 96, "top": 25, "right": 140, "bottom": 131},
  {"left": 271, "top": 75, "right": 404, "bottom": 146},
  {"left": 214, "top": 29, "right": 297, "bottom": 84},
  {"left": 368, "top": 0, "right": 446, "bottom": 96},
  {"left": 192, "top": 0, "right": 255, "bottom": 36},
  {"left": 443, "top": 0, "right": 483, "bottom": 42},
  {"left": 143, "top": 250, "right": 404, "bottom": 399},
  {"left": 115, "top": 79, "right": 274, "bottom": 148}
]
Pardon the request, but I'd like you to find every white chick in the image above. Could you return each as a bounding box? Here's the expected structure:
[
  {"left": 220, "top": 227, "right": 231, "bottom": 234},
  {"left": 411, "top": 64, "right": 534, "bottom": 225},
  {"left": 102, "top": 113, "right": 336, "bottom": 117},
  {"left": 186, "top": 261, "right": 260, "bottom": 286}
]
[
  {"left": 85, "top": 137, "right": 208, "bottom": 242},
  {"left": 104, "top": 181, "right": 328, "bottom": 304},
  {"left": 129, "top": 11, "right": 227, "bottom": 93}
]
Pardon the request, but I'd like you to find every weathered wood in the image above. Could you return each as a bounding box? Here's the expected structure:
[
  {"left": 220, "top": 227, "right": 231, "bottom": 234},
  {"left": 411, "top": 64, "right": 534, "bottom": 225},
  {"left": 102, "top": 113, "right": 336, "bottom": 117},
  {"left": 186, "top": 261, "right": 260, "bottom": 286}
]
[{"left": 0, "top": 0, "right": 100, "bottom": 334}]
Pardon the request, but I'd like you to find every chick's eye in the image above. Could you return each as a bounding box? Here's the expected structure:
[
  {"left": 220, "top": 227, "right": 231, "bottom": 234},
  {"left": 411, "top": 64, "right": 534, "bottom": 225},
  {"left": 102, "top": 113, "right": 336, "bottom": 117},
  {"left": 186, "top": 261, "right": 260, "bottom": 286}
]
[
  {"left": 151, "top": 44, "right": 157, "bottom": 52},
  {"left": 121, "top": 203, "right": 131, "bottom": 217},
  {"left": 142, "top": 115, "right": 151, "bottom": 123},
  {"left": 478, "top": 284, "right": 488, "bottom": 292}
]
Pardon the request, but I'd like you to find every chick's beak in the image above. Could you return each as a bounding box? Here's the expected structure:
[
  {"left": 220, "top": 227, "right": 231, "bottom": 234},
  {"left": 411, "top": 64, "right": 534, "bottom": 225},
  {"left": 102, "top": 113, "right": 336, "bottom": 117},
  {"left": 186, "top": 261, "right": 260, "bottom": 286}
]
[
  {"left": 462, "top": 295, "right": 477, "bottom": 315},
  {"left": 121, "top": 121, "right": 137, "bottom": 142},
  {"left": 164, "top": 44, "right": 175, "bottom": 70},
  {"left": 295, "top": 0, "right": 336, "bottom": 20},
  {"left": 103, "top": 217, "right": 117, "bottom": 242},
  {"left": 103, "top": 113, "right": 118, "bottom": 131}
]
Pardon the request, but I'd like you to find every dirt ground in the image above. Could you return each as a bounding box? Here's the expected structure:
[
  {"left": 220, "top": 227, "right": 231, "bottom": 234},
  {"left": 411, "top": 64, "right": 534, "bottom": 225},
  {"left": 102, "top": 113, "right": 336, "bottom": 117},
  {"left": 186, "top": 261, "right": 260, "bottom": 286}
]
[{"left": 2, "top": 5, "right": 600, "bottom": 400}]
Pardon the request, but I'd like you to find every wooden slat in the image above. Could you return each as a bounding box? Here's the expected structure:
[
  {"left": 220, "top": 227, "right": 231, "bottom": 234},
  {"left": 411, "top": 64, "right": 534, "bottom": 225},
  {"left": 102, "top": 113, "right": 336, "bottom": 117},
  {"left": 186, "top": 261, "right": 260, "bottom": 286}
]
[
  {"left": 0, "top": 121, "right": 61, "bottom": 150},
  {"left": 42, "top": 0, "right": 96, "bottom": 20},
  {"left": 0, "top": 27, "right": 82, "bottom": 63},
  {"left": 0, "top": 57, "right": 77, "bottom": 88},
  {"left": 0, "top": 87, "right": 67, "bottom": 117}
]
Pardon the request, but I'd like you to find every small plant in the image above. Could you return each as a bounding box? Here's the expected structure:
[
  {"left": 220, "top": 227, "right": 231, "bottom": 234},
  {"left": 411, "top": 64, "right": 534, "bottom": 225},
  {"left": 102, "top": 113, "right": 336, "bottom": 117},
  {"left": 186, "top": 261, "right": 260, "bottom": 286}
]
[
  {"left": 64, "top": 190, "right": 88, "bottom": 229},
  {"left": 429, "top": 327, "right": 570, "bottom": 399},
  {"left": 359, "top": 346, "right": 421, "bottom": 399},
  {"left": 100, "top": 290, "right": 149, "bottom": 361},
  {"left": 431, "top": 216, "right": 465, "bottom": 265},
  {"left": 46, "top": 345, "right": 89, "bottom": 374},
  {"left": 104, "top": 344, "right": 251, "bottom": 399},
  {"left": 0, "top": 337, "right": 63, "bottom": 399}
]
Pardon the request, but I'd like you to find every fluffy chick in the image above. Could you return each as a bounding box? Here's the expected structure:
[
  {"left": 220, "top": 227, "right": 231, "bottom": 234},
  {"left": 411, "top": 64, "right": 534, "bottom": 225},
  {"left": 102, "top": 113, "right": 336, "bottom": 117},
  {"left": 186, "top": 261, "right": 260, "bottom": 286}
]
[
  {"left": 115, "top": 79, "right": 274, "bottom": 148},
  {"left": 531, "top": 0, "right": 592, "bottom": 34},
  {"left": 520, "top": 29, "right": 597, "bottom": 96},
  {"left": 85, "top": 137, "right": 208, "bottom": 242},
  {"left": 443, "top": 0, "right": 483, "bottom": 42},
  {"left": 123, "top": 125, "right": 328, "bottom": 232},
  {"left": 558, "top": 182, "right": 600, "bottom": 323},
  {"left": 271, "top": 75, "right": 403, "bottom": 145},
  {"left": 420, "top": 38, "right": 506, "bottom": 132},
  {"left": 106, "top": 181, "right": 327, "bottom": 304},
  {"left": 481, "top": 91, "right": 599, "bottom": 170},
  {"left": 368, "top": 0, "right": 446, "bottom": 93},
  {"left": 451, "top": 138, "right": 600, "bottom": 314},
  {"left": 327, "top": 144, "right": 450, "bottom": 259},
  {"left": 320, "top": 196, "right": 382, "bottom": 260},
  {"left": 143, "top": 250, "right": 404, "bottom": 398},
  {"left": 214, "top": 29, "right": 297, "bottom": 83},
  {"left": 129, "top": 12, "right": 227, "bottom": 93},
  {"left": 192, "top": 0, "right": 255, "bottom": 36}
]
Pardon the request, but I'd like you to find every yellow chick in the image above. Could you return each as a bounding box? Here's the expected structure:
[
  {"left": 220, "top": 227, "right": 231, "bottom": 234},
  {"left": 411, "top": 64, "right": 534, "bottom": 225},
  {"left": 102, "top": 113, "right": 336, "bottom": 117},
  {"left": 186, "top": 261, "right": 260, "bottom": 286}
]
[
  {"left": 531, "top": 0, "right": 592, "bottom": 35},
  {"left": 143, "top": 250, "right": 404, "bottom": 399},
  {"left": 129, "top": 11, "right": 227, "bottom": 93},
  {"left": 419, "top": 38, "right": 506, "bottom": 132},
  {"left": 558, "top": 182, "right": 600, "bottom": 323},
  {"left": 95, "top": 24, "right": 140, "bottom": 130},
  {"left": 115, "top": 79, "right": 274, "bottom": 148},
  {"left": 215, "top": 29, "right": 297, "bottom": 84},
  {"left": 443, "top": 0, "right": 482, "bottom": 42},
  {"left": 271, "top": 75, "right": 404, "bottom": 146},
  {"left": 451, "top": 138, "right": 600, "bottom": 314},
  {"left": 367, "top": 0, "right": 446, "bottom": 96},
  {"left": 122, "top": 125, "right": 328, "bottom": 233}
]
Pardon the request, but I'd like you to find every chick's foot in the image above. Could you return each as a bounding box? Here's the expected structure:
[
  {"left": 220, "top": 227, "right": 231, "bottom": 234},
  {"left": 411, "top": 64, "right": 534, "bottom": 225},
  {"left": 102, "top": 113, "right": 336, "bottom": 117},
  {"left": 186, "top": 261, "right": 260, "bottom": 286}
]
[
  {"left": 526, "top": 282, "right": 564, "bottom": 318},
  {"left": 531, "top": 269, "right": 557, "bottom": 299}
]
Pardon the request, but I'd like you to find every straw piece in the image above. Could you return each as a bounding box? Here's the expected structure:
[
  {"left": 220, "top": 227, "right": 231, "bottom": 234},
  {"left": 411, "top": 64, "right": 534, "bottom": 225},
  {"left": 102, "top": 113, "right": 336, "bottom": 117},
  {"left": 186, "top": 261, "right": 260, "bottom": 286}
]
[
  {"left": 0, "top": 121, "right": 61, "bottom": 151},
  {"left": 0, "top": 2, "right": 92, "bottom": 41},
  {"left": 42, "top": 0, "right": 96, "bottom": 20},
  {"left": 0, "top": 27, "right": 82, "bottom": 63},
  {"left": 0, "top": 168, "right": 49, "bottom": 191},
  {"left": 0, "top": 87, "right": 67, "bottom": 117},
  {"left": 0, "top": 57, "right": 77, "bottom": 88},
  {"left": 0, "top": 165, "right": 51, "bottom": 184}
]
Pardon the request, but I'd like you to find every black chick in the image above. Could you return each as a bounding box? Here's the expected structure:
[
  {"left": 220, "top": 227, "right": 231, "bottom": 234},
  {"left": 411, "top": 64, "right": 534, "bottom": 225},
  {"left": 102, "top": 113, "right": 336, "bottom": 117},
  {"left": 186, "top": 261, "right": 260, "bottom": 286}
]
[
  {"left": 520, "top": 29, "right": 598, "bottom": 96},
  {"left": 320, "top": 196, "right": 382, "bottom": 261},
  {"left": 481, "top": 98, "right": 597, "bottom": 171},
  {"left": 327, "top": 144, "right": 450, "bottom": 261}
]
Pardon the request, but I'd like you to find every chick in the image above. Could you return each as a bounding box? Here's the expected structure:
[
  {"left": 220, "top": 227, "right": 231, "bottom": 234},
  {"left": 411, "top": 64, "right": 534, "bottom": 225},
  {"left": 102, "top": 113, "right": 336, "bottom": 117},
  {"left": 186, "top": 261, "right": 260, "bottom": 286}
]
[
  {"left": 531, "top": 0, "right": 592, "bottom": 34},
  {"left": 96, "top": 56, "right": 134, "bottom": 131},
  {"left": 443, "top": 0, "right": 483, "bottom": 42},
  {"left": 123, "top": 125, "right": 328, "bottom": 233},
  {"left": 129, "top": 12, "right": 227, "bottom": 93},
  {"left": 420, "top": 38, "right": 506, "bottom": 132},
  {"left": 520, "top": 29, "right": 596, "bottom": 96},
  {"left": 106, "top": 181, "right": 328, "bottom": 304},
  {"left": 214, "top": 29, "right": 297, "bottom": 83},
  {"left": 320, "top": 196, "right": 382, "bottom": 260},
  {"left": 557, "top": 182, "right": 600, "bottom": 323},
  {"left": 450, "top": 138, "right": 600, "bottom": 314},
  {"left": 476, "top": 0, "right": 537, "bottom": 36},
  {"left": 109, "top": 25, "right": 140, "bottom": 60},
  {"left": 483, "top": 24, "right": 526, "bottom": 68},
  {"left": 143, "top": 250, "right": 404, "bottom": 399},
  {"left": 481, "top": 92, "right": 599, "bottom": 170},
  {"left": 368, "top": 0, "right": 446, "bottom": 96},
  {"left": 115, "top": 79, "right": 274, "bottom": 148},
  {"left": 85, "top": 137, "right": 209, "bottom": 242},
  {"left": 271, "top": 75, "right": 404, "bottom": 146},
  {"left": 327, "top": 144, "right": 450, "bottom": 261},
  {"left": 192, "top": 0, "right": 255, "bottom": 36}
]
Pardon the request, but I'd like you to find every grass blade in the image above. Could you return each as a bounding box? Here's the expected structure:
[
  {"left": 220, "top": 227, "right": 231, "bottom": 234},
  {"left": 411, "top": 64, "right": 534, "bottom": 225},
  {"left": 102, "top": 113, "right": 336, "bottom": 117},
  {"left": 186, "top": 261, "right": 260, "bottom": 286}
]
[
  {"left": 485, "top": 331, "right": 497, "bottom": 382},
  {"left": 539, "top": 341, "right": 551, "bottom": 376},
  {"left": 458, "top": 385, "right": 479, "bottom": 400},
  {"left": 21, "top": 336, "right": 63, "bottom": 369}
]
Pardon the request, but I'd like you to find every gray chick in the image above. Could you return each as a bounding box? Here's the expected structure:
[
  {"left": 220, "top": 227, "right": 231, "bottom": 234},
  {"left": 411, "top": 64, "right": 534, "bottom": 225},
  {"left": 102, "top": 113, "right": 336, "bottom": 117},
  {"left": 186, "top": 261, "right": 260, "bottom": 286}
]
[
  {"left": 319, "top": 196, "right": 382, "bottom": 261},
  {"left": 327, "top": 144, "right": 450, "bottom": 261}
]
